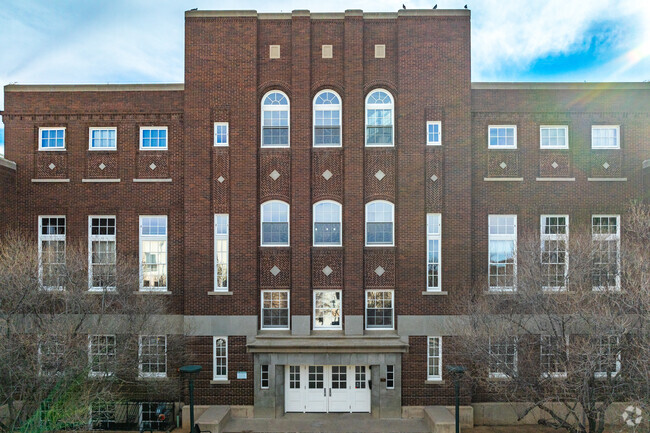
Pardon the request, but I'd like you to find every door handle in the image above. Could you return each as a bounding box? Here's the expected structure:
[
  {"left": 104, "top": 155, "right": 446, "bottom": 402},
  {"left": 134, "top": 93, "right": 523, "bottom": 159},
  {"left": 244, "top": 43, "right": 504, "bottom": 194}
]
[
  {"left": 329, "top": 388, "right": 332, "bottom": 397},
  {"left": 323, "top": 388, "right": 326, "bottom": 396}
]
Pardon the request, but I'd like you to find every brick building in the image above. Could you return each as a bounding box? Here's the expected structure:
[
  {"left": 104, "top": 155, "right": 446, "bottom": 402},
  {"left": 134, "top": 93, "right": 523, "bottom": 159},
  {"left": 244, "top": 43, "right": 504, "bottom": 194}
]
[{"left": 1, "top": 8, "right": 649, "bottom": 420}]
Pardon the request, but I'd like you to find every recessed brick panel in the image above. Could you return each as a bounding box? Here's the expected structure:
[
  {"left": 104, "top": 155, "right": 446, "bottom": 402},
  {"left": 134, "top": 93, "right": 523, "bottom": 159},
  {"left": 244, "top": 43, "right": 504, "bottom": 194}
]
[
  {"left": 259, "top": 150, "right": 291, "bottom": 202},
  {"left": 425, "top": 148, "right": 444, "bottom": 211},
  {"left": 364, "top": 247, "right": 395, "bottom": 288},
  {"left": 364, "top": 148, "right": 396, "bottom": 202},
  {"left": 259, "top": 248, "right": 291, "bottom": 289},
  {"left": 312, "top": 149, "right": 343, "bottom": 202},
  {"left": 86, "top": 152, "right": 118, "bottom": 179},
  {"left": 35, "top": 152, "right": 68, "bottom": 178},
  {"left": 213, "top": 148, "right": 230, "bottom": 212},
  {"left": 311, "top": 248, "right": 343, "bottom": 288},
  {"left": 487, "top": 151, "right": 519, "bottom": 177},
  {"left": 590, "top": 150, "right": 623, "bottom": 177},
  {"left": 137, "top": 152, "right": 169, "bottom": 178},
  {"left": 539, "top": 151, "right": 570, "bottom": 177}
]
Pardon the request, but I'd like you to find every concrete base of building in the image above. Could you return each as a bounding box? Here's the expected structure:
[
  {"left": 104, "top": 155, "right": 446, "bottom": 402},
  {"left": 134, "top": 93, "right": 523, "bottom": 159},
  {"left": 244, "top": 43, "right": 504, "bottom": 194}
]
[
  {"left": 471, "top": 402, "right": 633, "bottom": 426},
  {"left": 403, "top": 406, "right": 473, "bottom": 428}
]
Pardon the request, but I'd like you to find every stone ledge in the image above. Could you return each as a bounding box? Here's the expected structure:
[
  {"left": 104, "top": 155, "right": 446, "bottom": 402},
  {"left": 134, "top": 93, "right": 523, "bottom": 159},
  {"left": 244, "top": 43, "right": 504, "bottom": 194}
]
[
  {"left": 536, "top": 177, "right": 575, "bottom": 181},
  {"left": 208, "top": 291, "right": 234, "bottom": 296},
  {"left": 210, "top": 379, "right": 231, "bottom": 385},
  {"left": 587, "top": 177, "right": 627, "bottom": 182},
  {"left": 0, "top": 158, "right": 16, "bottom": 170},
  {"left": 424, "top": 406, "right": 455, "bottom": 433},
  {"left": 484, "top": 177, "right": 524, "bottom": 182},
  {"left": 32, "top": 178, "right": 70, "bottom": 183},
  {"left": 425, "top": 379, "right": 446, "bottom": 384},
  {"left": 133, "top": 178, "right": 173, "bottom": 182},
  {"left": 82, "top": 178, "right": 120, "bottom": 182},
  {"left": 422, "top": 291, "right": 448, "bottom": 296},
  {"left": 133, "top": 290, "right": 172, "bottom": 295}
]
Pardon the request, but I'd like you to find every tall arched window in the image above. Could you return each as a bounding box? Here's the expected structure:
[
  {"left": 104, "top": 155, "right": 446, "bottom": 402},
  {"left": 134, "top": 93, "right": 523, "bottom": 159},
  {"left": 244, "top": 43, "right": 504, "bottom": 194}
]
[
  {"left": 365, "top": 200, "right": 394, "bottom": 246},
  {"left": 313, "top": 200, "right": 342, "bottom": 246},
  {"left": 313, "top": 90, "right": 342, "bottom": 147},
  {"left": 365, "top": 89, "right": 394, "bottom": 147},
  {"left": 261, "top": 201, "right": 290, "bottom": 246},
  {"left": 261, "top": 91, "right": 290, "bottom": 147}
]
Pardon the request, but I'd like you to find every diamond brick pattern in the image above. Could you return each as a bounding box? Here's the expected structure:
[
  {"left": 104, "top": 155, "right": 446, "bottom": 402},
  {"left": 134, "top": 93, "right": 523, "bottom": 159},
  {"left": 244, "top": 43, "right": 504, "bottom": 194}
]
[
  {"left": 269, "top": 170, "right": 280, "bottom": 181},
  {"left": 375, "top": 170, "right": 385, "bottom": 180},
  {"left": 150, "top": 163, "right": 157, "bottom": 170},
  {"left": 551, "top": 161, "right": 558, "bottom": 169},
  {"left": 217, "top": 176, "right": 225, "bottom": 183},
  {"left": 322, "top": 170, "right": 333, "bottom": 180},
  {"left": 99, "top": 163, "right": 106, "bottom": 170},
  {"left": 602, "top": 162, "right": 610, "bottom": 169},
  {"left": 322, "top": 266, "right": 333, "bottom": 276},
  {"left": 48, "top": 163, "right": 56, "bottom": 170},
  {"left": 374, "top": 266, "right": 385, "bottom": 276},
  {"left": 269, "top": 265, "right": 281, "bottom": 276},
  {"left": 430, "top": 174, "right": 438, "bottom": 182},
  {"left": 499, "top": 162, "right": 507, "bottom": 169}
]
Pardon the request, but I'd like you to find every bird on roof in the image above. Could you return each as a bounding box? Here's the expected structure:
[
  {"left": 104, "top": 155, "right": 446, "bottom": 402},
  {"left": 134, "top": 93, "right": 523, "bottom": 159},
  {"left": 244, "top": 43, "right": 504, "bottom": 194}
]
[
  {"left": 464, "top": 4, "right": 468, "bottom": 8},
  {"left": 402, "top": 4, "right": 406, "bottom": 9},
  {"left": 190, "top": 7, "right": 197, "bottom": 10},
  {"left": 433, "top": 4, "right": 437, "bottom": 8}
]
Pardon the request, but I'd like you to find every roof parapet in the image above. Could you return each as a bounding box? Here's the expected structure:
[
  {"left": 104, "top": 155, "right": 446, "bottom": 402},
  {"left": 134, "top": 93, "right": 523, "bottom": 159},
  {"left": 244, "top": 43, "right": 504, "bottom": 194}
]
[
  {"left": 4, "top": 84, "right": 184, "bottom": 92},
  {"left": 185, "top": 9, "right": 469, "bottom": 19},
  {"left": 472, "top": 82, "right": 650, "bottom": 90},
  {"left": 0, "top": 158, "right": 16, "bottom": 170}
]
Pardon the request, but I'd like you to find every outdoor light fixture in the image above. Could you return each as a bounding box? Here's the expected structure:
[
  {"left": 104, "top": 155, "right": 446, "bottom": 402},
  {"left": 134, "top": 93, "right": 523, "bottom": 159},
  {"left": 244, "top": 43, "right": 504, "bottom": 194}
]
[
  {"left": 446, "top": 365, "right": 466, "bottom": 433},
  {"left": 179, "top": 365, "right": 202, "bottom": 433}
]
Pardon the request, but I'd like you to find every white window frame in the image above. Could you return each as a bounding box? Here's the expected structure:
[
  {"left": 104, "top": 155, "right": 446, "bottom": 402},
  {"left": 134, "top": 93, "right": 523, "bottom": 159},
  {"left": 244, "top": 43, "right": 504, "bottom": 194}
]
[
  {"left": 539, "top": 125, "right": 568, "bottom": 149},
  {"left": 426, "top": 121, "right": 441, "bottom": 146},
  {"left": 260, "top": 201, "right": 290, "bottom": 247},
  {"left": 540, "top": 215, "right": 569, "bottom": 292},
  {"left": 38, "top": 127, "right": 66, "bottom": 151},
  {"left": 88, "top": 127, "right": 117, "bottom": 150},
  {"left": 139, "top": 126, "right": 168, "bottom": 150},
  {"left": 488, "top": 336, "right": 518, "bottom": 379},
  {"left": 313, "top": 89, "right": 342, "bottom": 148},
  {"left": 260, "top": 364, "right": 270, "bottom": 389},
  {"left": 214, "top": 122, "right": 229, "bottom": 147},
  {"left": 488, "top": 215, "right": 517, "bottom": 292},
  {"left": 591, "top": 125, "right": 620, "bottom": 149},
  {"left": 88, "top": 216, "right": 117, "bottom": 292},
  {"left": 426, "top": 213, "right": 442, "bottom": 292},
  {"left": 313, "top": 200, "right": 342, "bottom": 247},
  {"left": 427, "top": 336, "right": 442, "bottom": 381},
  {"left": 88, "top": 334, "right": 116, "bottom": 378},
  {"left": 213, "top": 337, "right": 228, "bottom": 381},
  {"left": 595, "top": 335, "right": 621, "bottom": 379},
  {"left": 38, "top": 335, "right": 65, "bottom": 376},
  {"left": 488, "top": 125, "right": 517, "bottom": 149},
  {"left": 261, "top": 290, "right": 290, "bottom": 330},
  {"left": 592, "top": 215, "right": 621, "bottom": 291},
  {"left": 261, "top": 90, "right": 290, "bottom": 148},
  {"left": 38, "top": 215, "right": 66, "bottom": 291},
  {"left": 365, "top": 200, "right": 395, "bottom": 247},
  {"left": 365, "top": 89, "right": 395, "bottom": 147},
  {"left": 365, "top": 289, "right": 395, "bottom": 330},
  {"left": 214, "top": 214, "right": 229, "bottom": 291},
  {"left": 313, "top": 290, "right": 342, "bottom": 330},
  {"left": 540, "top": 335, "right": 569, "bottom": 379},
  {"left": 138, "top": 335, "right": 167, "bottom": 378},
  {"left": 139, "top": 216, "right": 168, "bottom": 292}
]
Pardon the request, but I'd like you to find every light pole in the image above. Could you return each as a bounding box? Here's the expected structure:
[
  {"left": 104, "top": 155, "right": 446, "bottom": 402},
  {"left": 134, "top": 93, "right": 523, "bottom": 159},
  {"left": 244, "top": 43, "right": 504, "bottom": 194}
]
[
  {"left": 446, "top": 365, "right": 466, "bottom": 433},
  {"left": 180, "top": 365, "right": 202, "bottom": 433}
]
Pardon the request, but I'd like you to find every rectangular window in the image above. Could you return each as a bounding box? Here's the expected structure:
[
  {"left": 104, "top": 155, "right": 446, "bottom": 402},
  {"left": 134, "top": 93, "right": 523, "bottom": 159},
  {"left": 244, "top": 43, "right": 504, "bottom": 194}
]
[
  {"left": 139, "top": 216, "right": 167, "bottom": 291},
  {"left": 427, "top": 213, "right": 441, "bottom": 291},
  {"left": 140, "top": 126, "right": 168, "bottom": 149},
  {"left": 140, "top": 403, "right": 171, "bottom": 431},
  {"left": 540, "top": 335, "right": 568, "bottom": 379},
  {"left": 595, "top": 335, "right": 621, "bottom": 378},
  {"left": 91, "top": 401, "right": 116, "bottom": 430},
  {"left": 261, "top": 290, "right": 290, "bottom": 329},
  {"left": 591, "top": 125, "right": 620, "bottom": 149},
  {"left": 39, "top": 127, "right": 66, "bottom": 150},
  {"left": 541, "top": 215, "right": 569, "bottom": 291},
  {"left": 214, "top": 214, "right": 229, "bottom": 291},
  {"left": 313, "top": 290, "right": 342, "bottom": 329},
  {"left": 289, "top": 365, "right": 300, "bottom": 389},
  {"left": 89, "top": 127, "right": 117, "bottom": 150},
  {"left": 38, "top": 336, "right": 65, "bottom": 376},
  {"left": 427, "top": 121, "right": 441, "bottom": 145},
  {"left": 39, "top": 216, "right": 66, "bottom": 290},
  {"left": 427, "top": 336, "right": 442, "bottom": 381},
  {"left": 88, "top": 216, "right": 117, "bottom": 291},
  {"left": 214, "top": 122, "right": 229, "bottom": 146},
  {"left": 488, "top": 125, "right": 517, "bottom": 149},
  {"left": 88, "top": 335, "right": 116, "bottom": 377},
  {"left": 488, "top": 336, "right": 517, "bottom": 378},
  {"left": 213, "top": 337, "right": 228, "bottom": 381},
  {"left": 365, "top": 290, "right": 394, "bottom": 330},
  {"left": 386, "top": 365, "right": 394, "bottom": 389},
  {"left": 261, "top": 365, "right": 270, "bottom": 389},
  {"left": 139, "top": 335, "right": 167, "bottom": 378},
  {"left": 592, "top": 215, "right": 621, "bottom": 291},
  {"left": 540, "top": 126, "right": 568, "bottom": 149},
  {"left": 488, "top": 215, "right": 517, "bottom": 291}
]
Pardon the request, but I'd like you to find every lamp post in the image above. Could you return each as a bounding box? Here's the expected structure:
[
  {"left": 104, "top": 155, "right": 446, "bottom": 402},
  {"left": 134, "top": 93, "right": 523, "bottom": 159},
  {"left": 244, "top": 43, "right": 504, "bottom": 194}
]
[
  {"left": 446, "top": 365, "right": 466, "bottom": 433},
  {"left": 180, "top": 365, "right": 202, "bottom": 433}
]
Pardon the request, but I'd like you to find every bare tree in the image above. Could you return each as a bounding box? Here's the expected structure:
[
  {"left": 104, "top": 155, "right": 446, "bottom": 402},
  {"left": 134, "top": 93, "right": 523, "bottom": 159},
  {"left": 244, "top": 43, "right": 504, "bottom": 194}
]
[
  {"left": 459, "top": 204, "right": 649, "bottom": 433},
  {"left": 0, "top": 231, "right": 183, "bottom": 432}
]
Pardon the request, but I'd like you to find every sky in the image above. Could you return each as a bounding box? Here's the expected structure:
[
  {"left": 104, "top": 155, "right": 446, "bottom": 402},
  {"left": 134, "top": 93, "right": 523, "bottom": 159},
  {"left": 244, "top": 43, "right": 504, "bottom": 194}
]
[{"left": 1, "top": 0, "right": 649, "bottom": 155}]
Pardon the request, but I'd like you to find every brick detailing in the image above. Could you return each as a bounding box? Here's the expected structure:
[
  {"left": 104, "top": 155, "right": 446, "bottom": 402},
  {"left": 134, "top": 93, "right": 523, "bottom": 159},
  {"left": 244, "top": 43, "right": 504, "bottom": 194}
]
[
  {"left": 35, "top": 152, "right": 67, "bottom": 178},
  {"left": 364, "top": 248, "right": 395, "bottom": 288},
  {"left": 0, "top": 165, "right": 16, "bottom": 233},
  {"left": 259, "top": 150, "right": 291, "bottom": 202},
  {"left": 363, "top": 21, "right": 397, "bottom": 88},
  {"left": 311, "top": 248, "right": 344, "bottom": 288},
  {"left": 86, "top": 152, "right": 118, "bottom": 178},
  {"left": 310, "top": 21, "right": 344, "bottom": 90},
  {"left": 590, "top": 150, "right": 623, "bottom": 177},
  {"left": 213, "top": 148, "right": 230, "bottom": 212},
  {"left": 312, "top": 149, "right": 343, "bottom": 202},
  {"left": 425, "top": 148, "right": 444, "bottom": 211},
  {"left": 137, "top": 152, "right": 169, "bottom": 178},
  {"left": 539, "top": 151, "right": 571, "bottom": 177},
  {"left": 259, "top": 248, "right": 291, "bottom": 289},
  {"left": 487, "top": 151, "right": 519, "bottom": 177},
  {"left": 364, "top": 149, "right": 396, "bottom": 201}
]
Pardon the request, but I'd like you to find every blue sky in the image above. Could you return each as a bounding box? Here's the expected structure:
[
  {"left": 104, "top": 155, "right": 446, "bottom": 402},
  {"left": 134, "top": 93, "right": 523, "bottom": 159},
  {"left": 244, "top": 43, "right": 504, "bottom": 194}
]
[{"left": 1, "top": 0, "right": 649, "bottom": 155}]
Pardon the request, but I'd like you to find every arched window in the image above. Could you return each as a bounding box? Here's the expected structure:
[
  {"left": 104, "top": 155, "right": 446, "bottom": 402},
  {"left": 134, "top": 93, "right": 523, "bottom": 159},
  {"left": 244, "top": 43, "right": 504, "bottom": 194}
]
[
  {"left": 213, "top": 337, "right": 227, "bottom": 380},
  {"left": 365, "top": 89, "right": 394, "bottom": 146},
  {"left": 261, "top": 201, "right": 290, "bottom": 246},
  {"left": 365, "top": 200, "right": 394, "bottom": 246},
  {"left": 261, "top": 91, "right": 290, "bottom": 147},
  {"left": 313, "top": 200, "right": 342, "bottom": 246},
  {"left": 313, "top": 90, "right": 342, "bottom": 147}
]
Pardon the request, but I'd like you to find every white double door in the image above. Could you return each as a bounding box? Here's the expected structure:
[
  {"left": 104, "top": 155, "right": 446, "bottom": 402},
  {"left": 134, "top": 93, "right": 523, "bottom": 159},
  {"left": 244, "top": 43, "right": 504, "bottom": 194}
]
[{"left": 285, "top": 365, "right": 371, "bottom": 413}]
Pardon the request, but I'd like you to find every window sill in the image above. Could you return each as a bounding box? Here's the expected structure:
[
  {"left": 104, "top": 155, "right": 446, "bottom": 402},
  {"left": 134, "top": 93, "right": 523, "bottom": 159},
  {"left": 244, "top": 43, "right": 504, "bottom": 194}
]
[
  {"left": 85, "top": 289, "right": 117, "bottom": 295},
  {"left": 134, "top": 290, "right": 172, "bottom": 295},
  {"left": 82, "top": 178, "right": 121, "bottom": 183},
  {"left": 137, "top": 376, "right": 169, "bottom": 381},
  {"left": 208, "top": 291, "right": 233, "bottom": 296},
  {"left": 425, "top": 379, "right": 445, "bottom": 385},
  {"left": 587, "top": 177, "right": 627, "bottom": 182},
  {"left": 485, "top": 289, "right": 516, "bottom": 294},
  {"left": 487, "top": 375, "right": 513, "bottom": 381},
  {"left": 536, "top": 177, "right": 575, "bottom": 182},
  {"left": 422, "top": 291, "right": 448, "bottom": 296},
  {"left": 32, "top": 178, "right": 70, "bottom": 183},
  {"left": 133, "top": 178, "right": 172, "bottom": 182},
  {"left": 210, "top": 379, "right": 231, "bottom": 385},
  {"left": 484, "top": 177, "right": 523, "bottom": 182}
]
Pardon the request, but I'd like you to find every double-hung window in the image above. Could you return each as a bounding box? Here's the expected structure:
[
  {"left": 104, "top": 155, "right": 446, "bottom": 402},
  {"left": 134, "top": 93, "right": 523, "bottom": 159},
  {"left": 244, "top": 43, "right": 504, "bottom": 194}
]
[
  {"left": 313, "top": 290, "right": 342, "bottom": 329},
  {"left": 540, "top": 126, "right": 568, "bottom": 149},
  {"left": 91, "top": 401, "right": 116, "bottom": 430},
  {"left": 38, "top": 336, "right": 65, "bottom": 376},
  {"left": 261, "top": 91, "right": 290, "bottom": 147},
  {"left": 592, "top": 215, "right": 620, "bottom": 291},
  {"left": 427, "top": 336, "right": 442, "bottom": 381},
  {"left": 313, "top": 201, "right": 342, "bottom": 246},
  {"left": 39, "top": 127, "right": 66, "bottom": 150},
  {"left": 39, "top": 216, "right": 66, "bottom": 290},
  {"left": 261, "top": 201, "right": 289, "bottom": 246},
  {"left": 214, "top": 122, "right": 229, "bottom": 146},
  {"left": 427, "top": 121, "right": 441, "bottom": 145},
  {"left": 139, "top": 216, "right": 168, "bottom": 291},
  {"left": 139, "top": 335, "right": 167, "bottom": 378},
  {"left": 365, "top": 290, "right": 394, "bottom": 329},
  {"left": 261, "top": 290, "right": 290, "bottom": 329},
  {"left": 591, "top": 126, "right": 620, "bottom": 149},
  {"left": 365, "top": 201, "right": 394, "bottom": 246},
  {"left": 313, "top": 90, "right": 342, "bottom": 147},
  {"left": 427, "top": 213, "right": 441, "bottom": 291},
  {"left": 541, "top": 215, "right": 569, "bottom": 291},
  {"left": 214, "top": 214, "right": 229, "bottom": 291},
  {"left": 488, "top": 125, "right": 516, "bottom": 149},
  {"left": 213, "top": 337, "right": 228, "bottom": 381},
  {"left": 88, "top": 335, "right": 116, "bottom": 377},
  {"left": 365, "top": 89, "right": 394, "bottom": 146},
  {"left": 140, "top": 127, "right": 168, "bottom": 149},
  {"left": 488, "top": 336, "right": 517, "bottom": 378},
  {"left": 88, "top": 216, "right": 116, "bottom": 291},
  {"left": 488, "top": 215, "right": 517, "bottom": 291},
  {"left": 89, "top": 127, "right": 117, "bottom": 150},
  {"left": 595, "top": 335, "right": 621, "bottom": 378},
  {"left": 540, "top": 335, "right": 568, "bottom": 379}
]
